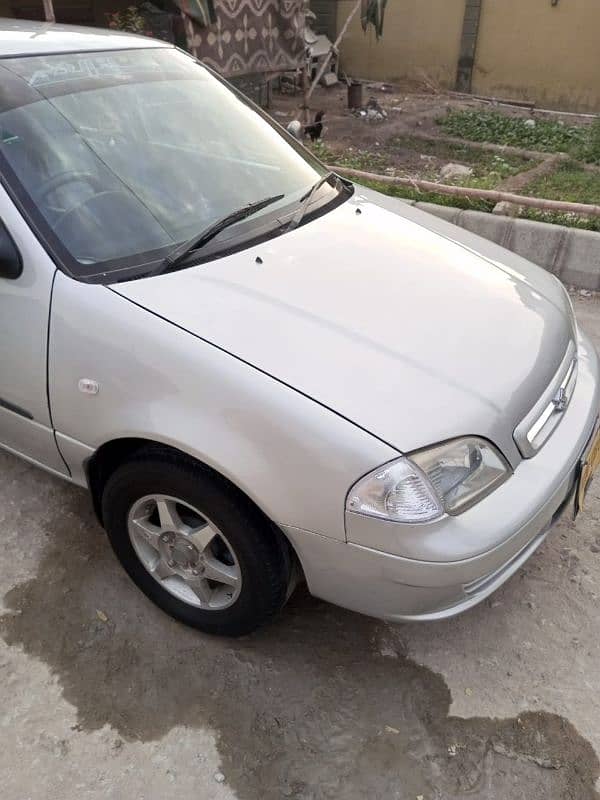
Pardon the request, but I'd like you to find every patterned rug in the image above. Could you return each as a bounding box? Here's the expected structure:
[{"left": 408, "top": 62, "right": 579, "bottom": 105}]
[{"left": 184, "top": 0, "right": 306, "bottom": 77}]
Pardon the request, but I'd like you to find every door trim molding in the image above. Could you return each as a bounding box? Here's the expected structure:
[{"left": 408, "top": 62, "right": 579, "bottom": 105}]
[{"left": 0, "top": 397, "right": 33, "bottom": 420}]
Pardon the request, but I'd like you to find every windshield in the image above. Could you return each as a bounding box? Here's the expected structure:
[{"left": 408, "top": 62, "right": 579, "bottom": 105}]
[{"left": 0, "top": 47, "right": 333, "bottom": 280}]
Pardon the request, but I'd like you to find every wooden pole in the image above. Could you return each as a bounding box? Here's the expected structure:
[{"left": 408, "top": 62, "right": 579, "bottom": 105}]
[
  {"left": 327, "top": 165, "right": 600, "bottom": 217},
  {"left": 301, "top": 63, "right": 310, "bottom": 125},
  {"left": 306, "top": 0, "right": 361, "bottom": 103},
  {"left": 42, "top": 0, "right": 55, "bottom": 22}
]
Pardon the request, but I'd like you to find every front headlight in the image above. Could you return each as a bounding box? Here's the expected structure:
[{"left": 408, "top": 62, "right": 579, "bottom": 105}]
[{"left": 346, "top": 437, "right": 510, "bottom": 523}]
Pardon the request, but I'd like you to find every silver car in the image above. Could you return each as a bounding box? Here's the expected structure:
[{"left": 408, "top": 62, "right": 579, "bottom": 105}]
[{"left": 1, "top": 21, "right": 599, "bottom": 636}]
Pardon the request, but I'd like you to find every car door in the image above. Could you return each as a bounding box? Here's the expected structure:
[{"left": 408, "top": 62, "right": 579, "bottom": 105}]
[{"left": 0, "top": 186, "right": 69, "bottom": 475}]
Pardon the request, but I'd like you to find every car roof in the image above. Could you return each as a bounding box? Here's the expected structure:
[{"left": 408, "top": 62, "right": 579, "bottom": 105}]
[{"left": 0, "top": 18, "right": 170, "bottom": 58}]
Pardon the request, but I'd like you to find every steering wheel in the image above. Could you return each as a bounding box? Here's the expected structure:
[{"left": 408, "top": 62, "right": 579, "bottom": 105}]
[
  {"left": 51, "top": 189, "right": 169, "bottom": 265},
  {"left": 35, "top": 171, "right": 107, "bottom": 204}
]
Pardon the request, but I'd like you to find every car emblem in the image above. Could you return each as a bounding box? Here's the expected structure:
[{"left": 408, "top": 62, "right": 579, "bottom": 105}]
[{"left": 552, "top": 387, "right": 568, "bottom": 412}]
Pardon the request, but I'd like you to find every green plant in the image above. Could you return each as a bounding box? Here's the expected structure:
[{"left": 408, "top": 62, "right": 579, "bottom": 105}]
[
  {"left": 576, "top": 117, "right": 600, "bottom": 165},
  {"left": 309, "top": 128, "right": 600, "bottom": 230},
  {"left": 310, "top": 142, "right": 389, "bottom": 173},
  {"left": 349, "top": 178, "right": 494, "bottom": 212},
  {"left": 438, "top": 110, "right": 587, "bottom": 154},
  {"left": 362, "top": 177, "right": 600, "bottom": 232},
  {"left": 518, "top": 208, "right": 600, "bottom": 233},
  {"left": 524, "top": 160, "right": 600, "bottom": 205},
  {"left": 390, "top": 134, "right": 532, "bottom": 174}
]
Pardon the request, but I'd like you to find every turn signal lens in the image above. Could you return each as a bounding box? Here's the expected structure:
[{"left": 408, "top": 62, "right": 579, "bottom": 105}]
[{"left": 346, "top": 458, "right": 444, "bottom": 523}]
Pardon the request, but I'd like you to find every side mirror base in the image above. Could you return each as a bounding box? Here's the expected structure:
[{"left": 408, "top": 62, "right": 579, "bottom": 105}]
[{"left": 0, "top": 220, "right": 22, "bottom": 280}]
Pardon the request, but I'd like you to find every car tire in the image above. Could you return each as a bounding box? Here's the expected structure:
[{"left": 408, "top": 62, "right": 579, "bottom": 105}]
[{"left": 101, "top": 450, "right": 291, "bottom": 636}]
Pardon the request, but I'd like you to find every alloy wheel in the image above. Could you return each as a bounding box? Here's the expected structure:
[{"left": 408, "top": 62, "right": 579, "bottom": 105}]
[{"left": 127, "top": 494, "right": 242, "bottom": 610}]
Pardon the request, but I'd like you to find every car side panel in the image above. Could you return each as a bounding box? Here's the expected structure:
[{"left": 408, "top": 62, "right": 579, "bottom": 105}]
[
  {"left": 48, "top": 272, "right": 398, "bottom": 540},
  {"left": 0, "top": 186, "right": 68, "bottom": 474}
]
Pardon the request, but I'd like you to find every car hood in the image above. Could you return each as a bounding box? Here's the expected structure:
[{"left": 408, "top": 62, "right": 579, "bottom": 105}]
[{"left": 114, "top": 188, "right": 575, "bottom": 465}]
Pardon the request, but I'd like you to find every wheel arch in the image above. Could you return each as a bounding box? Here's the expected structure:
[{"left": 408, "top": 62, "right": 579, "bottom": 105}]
[
  {"left": 86, "top": 437, "right": 150, "bottom": 524},
  {"left": 85, "top": 436, "right": 301, "bottom": 578}
]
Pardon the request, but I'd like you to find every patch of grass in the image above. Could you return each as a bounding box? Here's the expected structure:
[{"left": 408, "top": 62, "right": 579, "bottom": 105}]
[
  {"left": 359, "top": 176, "right": 600, "bottom": 231},
  {"left": 524, "top": 160, "right": 600, "bottom": 205},
  {"left": 450, "top": 170, "right": 516, "bottom": 190},
  {"left": 390, "top": 134, "right": 532, "bottom": 175},
  {"left": 311, "top": 139, "right": 526, "bottom": 191},
  {"left": 518, "top": 160, "right": 600, "bottom": 230},
  {"left": 518, "top": 208, "right": 600, "bottom": 232},
  {"left": 310, "top": 140, "right": 503, "bottom": 208},
  {"left": 309, "top": 141, "right": 388, "bottom": 173},
  {"left": 310, "top": 134, "right": 600, "bottom": 230},
  {"left": 438, "top": 110, "right": 588, "bottom": 155},
  {"left": 349, "top": 178, "right": 494, "bottom": 212},
  {"left": 573, "top": 118, "right": 600, "bottom": 165}
]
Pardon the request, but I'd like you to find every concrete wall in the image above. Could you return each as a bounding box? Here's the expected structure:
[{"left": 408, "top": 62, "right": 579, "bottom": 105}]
[
  {"left": 473, "top": 0, "right": 600, "bottom": 112},
  {"left": 336, "top": 0, "right": 464, "bottom": 88},
  {"left": 336, "top": 0, "right": 600, "bottom": 112}
]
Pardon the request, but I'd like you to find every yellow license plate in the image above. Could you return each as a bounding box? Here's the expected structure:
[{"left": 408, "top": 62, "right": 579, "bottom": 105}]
[{"left": 576, "top": 426, "right": 600, "bottom": 515}]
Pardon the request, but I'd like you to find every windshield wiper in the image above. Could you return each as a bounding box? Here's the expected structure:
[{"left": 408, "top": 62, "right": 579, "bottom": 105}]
[
  {"left": 286, "top": 172, "right": 345, "bottom": 233},
  {"left": 156, "top": 194, "right": 285, "bottom": 274}
]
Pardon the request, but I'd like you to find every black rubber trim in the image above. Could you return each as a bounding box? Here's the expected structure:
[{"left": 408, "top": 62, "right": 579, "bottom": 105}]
[
  {"left": 0, "top": 217, "right": 23, "bottom": 279},
  {"left": 46, "top": 269, "right": 73, "bottom": 477},
  {"left": 0, "top": 397, "right": 33, "bottom": 420}
]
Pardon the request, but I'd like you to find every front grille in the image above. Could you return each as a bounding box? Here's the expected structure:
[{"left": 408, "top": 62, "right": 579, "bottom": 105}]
[{"left": 513, "top": 341, "right": 578, "bottom": 458}]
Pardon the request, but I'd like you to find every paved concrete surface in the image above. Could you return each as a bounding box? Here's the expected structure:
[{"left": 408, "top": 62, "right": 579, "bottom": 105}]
[{"left": 1, "top": 294, "right": 600, "bottom": 800}]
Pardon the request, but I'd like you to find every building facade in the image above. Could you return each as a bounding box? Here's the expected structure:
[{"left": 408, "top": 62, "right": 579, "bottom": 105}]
[{"left": 334, "top": 0, "right": 600, "bottom": 112}]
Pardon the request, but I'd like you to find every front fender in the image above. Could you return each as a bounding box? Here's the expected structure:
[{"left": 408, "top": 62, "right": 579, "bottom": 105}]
[{"left": 49, "top": 272, "right": 397, "bottom": 540}]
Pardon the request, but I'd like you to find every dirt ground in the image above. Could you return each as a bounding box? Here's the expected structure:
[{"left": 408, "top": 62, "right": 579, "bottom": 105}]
[
  {"left": 272, "top": 82, "right": 464, "bottom": 173},
  {"left": 272, "top": 82, "right": 448, "bottom": 137},
  {"left": 270, "top": 84, "right": 599, "bottom": 204},
  {"left": 1, "top": 294, "right": 600, "bottom": 800},
  {"left": 272, "top": 81, "right": 594, "bottom": 150}
]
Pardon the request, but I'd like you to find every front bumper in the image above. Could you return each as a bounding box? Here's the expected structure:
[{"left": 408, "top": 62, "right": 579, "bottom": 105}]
[{"left": 284, "top": 330, "right": 600, "bottom": 622}]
